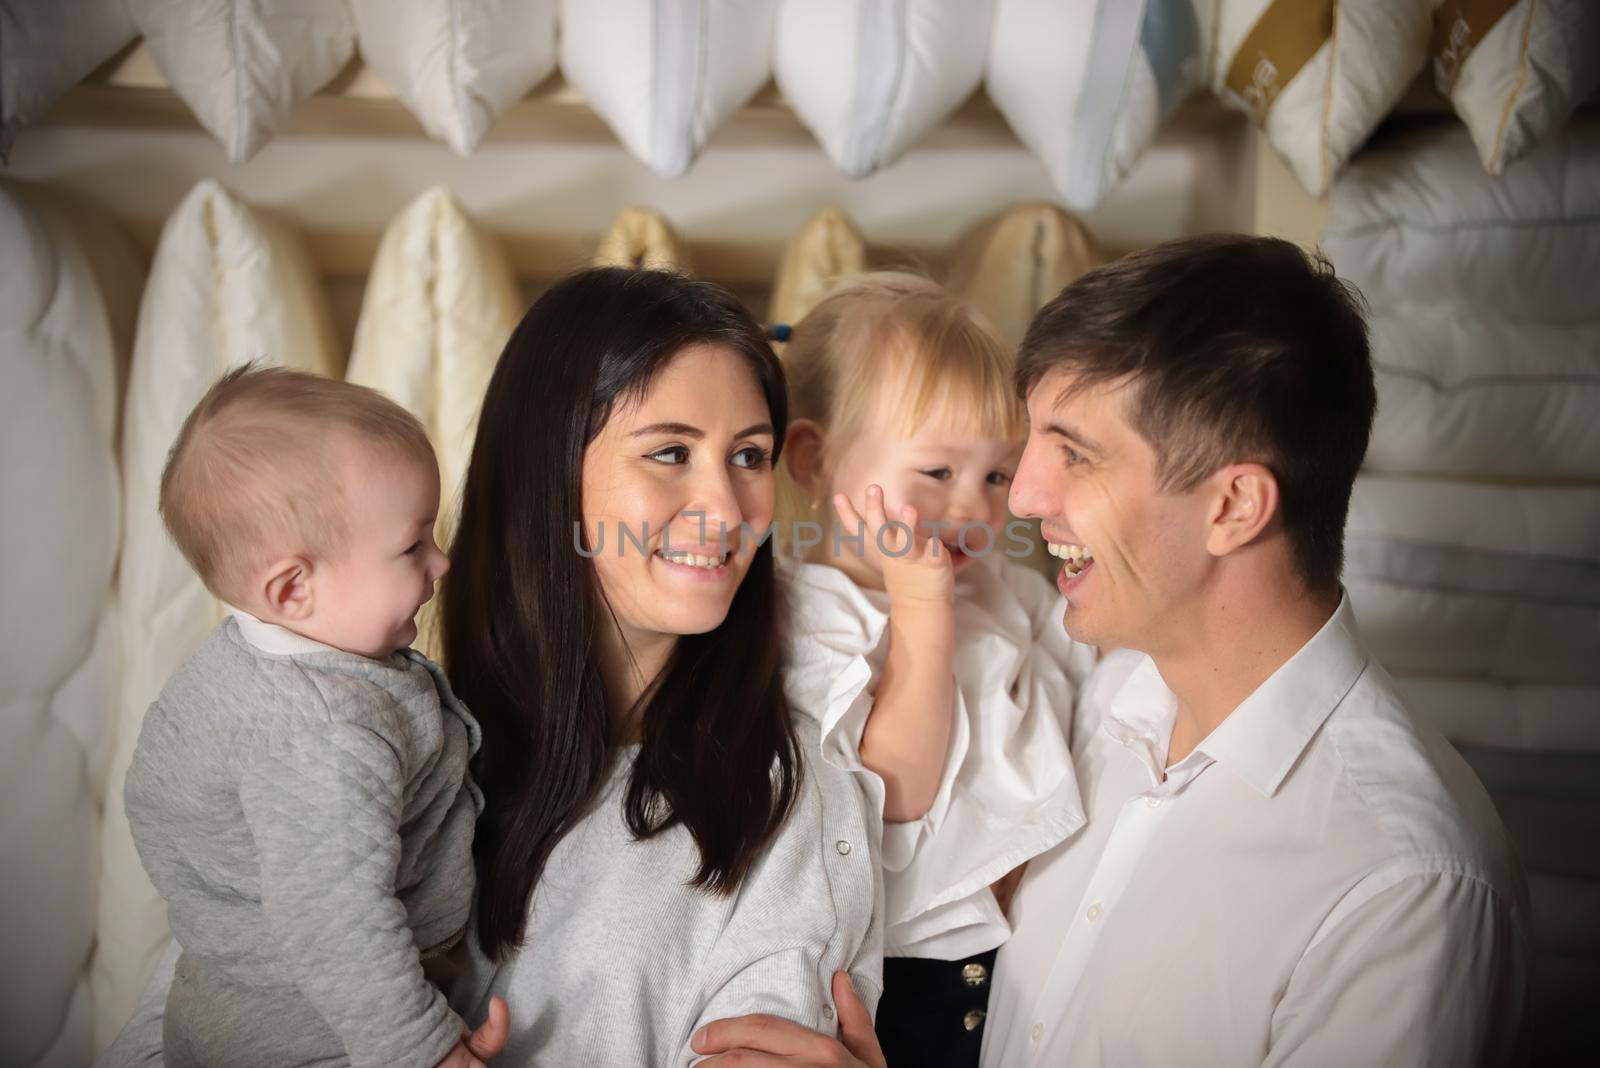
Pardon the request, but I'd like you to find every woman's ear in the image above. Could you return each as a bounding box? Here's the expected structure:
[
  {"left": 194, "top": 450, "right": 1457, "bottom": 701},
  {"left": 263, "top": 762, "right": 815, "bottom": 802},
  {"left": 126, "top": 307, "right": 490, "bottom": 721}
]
[
  {"left": 260, "top": 556, "right": 315, "bottom": 623},
  {"left": 1204, "top": 463, "right": 1279, "bottom": 558},
  {"left": 782, "top": 419, "right": 829, "bottom": 504}
]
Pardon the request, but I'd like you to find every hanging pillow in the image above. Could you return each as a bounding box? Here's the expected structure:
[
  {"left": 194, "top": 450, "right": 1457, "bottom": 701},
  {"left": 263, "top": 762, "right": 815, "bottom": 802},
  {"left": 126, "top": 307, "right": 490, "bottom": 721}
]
[
  {"left": 987, "top": 0, "right": 1211, "bottom": 211},
  {"left": 561, "top": 0, "right": 779, "bottom": 176},
  {"left": 1210, "top": 0, "right": 1431, "bottom": 197},
  {"left": 346, "top": 187, "right": 521, "bottom": 658},
  {"left": 0, "top": 179, "right": 142, "bottom": 1068},
  {"left": 350, "top": 0, "right": 557, "bottom": 156},
  {"left": 769, "top": 206, "right": 868, "bottom": 328},
  {"left": 593, "top": 207, "right": 691, "bottom": 271},
  {"left": 774, "top": 0, "right": 997, "bottom": 178},
  {"left": 127, "top": 0, "right": 357, "bottom": 162},
  {"left": 1430, "top": 0, "right": 1600, "bottom": 175},
  {"left": 0, "top": 0, "right": 136, "bottom": 160},
  {"left": 92, "top": 180, "right": 341, "bottom": 1047},
  {"left": 943, "top": 202, "right": 1103, "bottom": 349}
]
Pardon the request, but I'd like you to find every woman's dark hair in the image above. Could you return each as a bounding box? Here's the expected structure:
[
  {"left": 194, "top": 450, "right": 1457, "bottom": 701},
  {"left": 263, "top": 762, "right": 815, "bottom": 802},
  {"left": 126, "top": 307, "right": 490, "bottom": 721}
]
[{"left": 443, "top": 267, "right": 799, "bottom": 962}]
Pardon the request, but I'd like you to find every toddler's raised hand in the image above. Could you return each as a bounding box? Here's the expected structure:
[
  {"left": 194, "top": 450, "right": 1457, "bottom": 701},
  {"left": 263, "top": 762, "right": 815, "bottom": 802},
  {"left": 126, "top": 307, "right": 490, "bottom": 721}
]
[{"left": 834, "top": 484, "right": 954, "bottom": 607}]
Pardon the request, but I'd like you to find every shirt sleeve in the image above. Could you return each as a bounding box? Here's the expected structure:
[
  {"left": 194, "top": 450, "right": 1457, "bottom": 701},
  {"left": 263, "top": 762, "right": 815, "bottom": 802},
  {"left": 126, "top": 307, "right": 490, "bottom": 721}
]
[
  {"left": 238, "top": 720, "right": 465, "bottom": 1068},
  {"left": 1265, "top": 870, "right": 1529, "bottom": 1068},
  {"left": 91, "top": 939, "right": 177, "bottom": 1068}
]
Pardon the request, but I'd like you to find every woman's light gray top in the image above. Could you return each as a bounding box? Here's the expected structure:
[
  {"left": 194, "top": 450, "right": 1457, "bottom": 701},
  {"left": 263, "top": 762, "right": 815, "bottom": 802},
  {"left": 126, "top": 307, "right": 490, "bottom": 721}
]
[
  {"left": 452, "top": 715, "right": 883, "bottom": 1064},
  {"left": 97, "top": 716, "right": 884, "bottom": 1067}
]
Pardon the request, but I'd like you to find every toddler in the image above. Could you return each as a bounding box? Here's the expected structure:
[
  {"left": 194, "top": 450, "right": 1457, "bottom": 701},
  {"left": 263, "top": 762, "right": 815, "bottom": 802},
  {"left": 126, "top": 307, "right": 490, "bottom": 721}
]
[
  {"left": 777, "top": 274, "right": 1095, "bottom": 1067},
  {"left": 123, "top": 364, "right": 494, "bottom": 1068}
]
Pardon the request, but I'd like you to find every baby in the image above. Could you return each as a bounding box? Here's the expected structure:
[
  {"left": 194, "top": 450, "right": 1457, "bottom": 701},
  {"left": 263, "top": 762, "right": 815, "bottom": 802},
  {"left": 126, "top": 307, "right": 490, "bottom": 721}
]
[
  {"left": 777, "top": 273, "right": 1095, "bottom": 1067},
  {"left": 123, "top": 364, "right": 495, "bottom": 1068}
]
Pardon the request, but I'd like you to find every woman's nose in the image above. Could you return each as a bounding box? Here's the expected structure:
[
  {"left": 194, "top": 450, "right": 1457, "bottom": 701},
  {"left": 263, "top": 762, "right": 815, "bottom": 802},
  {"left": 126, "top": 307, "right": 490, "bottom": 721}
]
[{"left": 684, "top": 471, "right": 743, "bottom": 543}]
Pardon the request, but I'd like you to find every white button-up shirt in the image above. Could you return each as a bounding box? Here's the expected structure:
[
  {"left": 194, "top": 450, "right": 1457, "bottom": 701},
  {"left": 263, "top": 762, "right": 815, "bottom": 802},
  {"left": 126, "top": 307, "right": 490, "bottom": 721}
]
[{"left": 982, "top": 595, "right": 1530, "bottom": 1067}]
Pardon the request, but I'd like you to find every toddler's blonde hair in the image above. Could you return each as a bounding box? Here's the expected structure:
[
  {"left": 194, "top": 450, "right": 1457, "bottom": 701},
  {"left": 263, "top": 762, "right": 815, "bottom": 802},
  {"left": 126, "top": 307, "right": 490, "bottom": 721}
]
[
  {"left": 159, "top": 363, "right": 435, "bottom": 604},
  {"left": 781, "top": 271, "right": 1023, "bottom": 497}
]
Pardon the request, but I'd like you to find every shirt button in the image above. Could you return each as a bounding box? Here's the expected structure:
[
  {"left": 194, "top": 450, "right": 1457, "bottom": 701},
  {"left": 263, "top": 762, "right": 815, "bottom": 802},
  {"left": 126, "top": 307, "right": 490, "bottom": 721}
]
[
  {"left": 1146, "top": 796, "right": 1162, "bottom": 808},
  {"left": 962, "top": 962, "right": 988, "bottom": 987},
  {"left": 1086, "top": 902, "right": 1104, "bottom": 922},
  {"left": 963, "top": 1009, "right": 986, "bottom": 1031},
  {"left": 1031, "top": 1022, "right": 1043, "bottom": 1044},
  {"left": 835, "top": 840, "right": 852, "bottom": 856},
  {"left": 822, "top": 1004, "right": 834, "bottom": 1021}
]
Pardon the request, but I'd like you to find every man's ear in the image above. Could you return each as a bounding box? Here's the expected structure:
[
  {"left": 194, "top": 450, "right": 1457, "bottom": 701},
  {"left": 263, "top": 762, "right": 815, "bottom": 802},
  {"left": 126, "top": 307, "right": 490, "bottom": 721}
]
[
  {"left": 260, "top": 555, "right": 315, "bottom": 622},
  {"left": 782, "top": 419, "right": 829, "bottom": 504},
  {"left": 1204, "top": 463, "right": 1279, "bottom": 558}
]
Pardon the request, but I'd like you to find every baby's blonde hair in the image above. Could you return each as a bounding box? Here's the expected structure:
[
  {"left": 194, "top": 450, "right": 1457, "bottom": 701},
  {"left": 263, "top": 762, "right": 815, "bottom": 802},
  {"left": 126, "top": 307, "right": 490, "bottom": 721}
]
[
  {"left": 159, "top": 363, "right": 436, "bottom": 604},
  {"left": 782, "top": 271, "right": 1024, "bottom": 485}
]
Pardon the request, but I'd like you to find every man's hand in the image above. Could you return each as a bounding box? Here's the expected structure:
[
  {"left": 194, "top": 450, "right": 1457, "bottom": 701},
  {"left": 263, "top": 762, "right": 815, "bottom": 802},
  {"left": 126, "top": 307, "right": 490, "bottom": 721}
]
[
  {"left": 691, "top": 972, "right": 887, "bottom": 1067},
  {"left": 434, "top": 996, "right": 509, "bottom": 1067}
]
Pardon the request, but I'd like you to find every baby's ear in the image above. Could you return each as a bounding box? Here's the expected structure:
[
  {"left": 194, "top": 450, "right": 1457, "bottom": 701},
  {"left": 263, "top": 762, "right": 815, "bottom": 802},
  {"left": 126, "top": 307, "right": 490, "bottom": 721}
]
[
  {"left": 261, "top": 555, "right": 315, "bottom": 622},
  {"left": 782, "top": 419, "right": 828, "bottom": 497}
]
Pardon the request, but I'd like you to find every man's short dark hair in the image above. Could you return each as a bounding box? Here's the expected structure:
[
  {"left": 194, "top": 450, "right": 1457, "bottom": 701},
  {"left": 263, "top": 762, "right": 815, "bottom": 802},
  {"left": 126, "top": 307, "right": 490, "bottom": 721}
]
[{"left": 1017, "top": 234, "right": 1376, "bottom": 595}]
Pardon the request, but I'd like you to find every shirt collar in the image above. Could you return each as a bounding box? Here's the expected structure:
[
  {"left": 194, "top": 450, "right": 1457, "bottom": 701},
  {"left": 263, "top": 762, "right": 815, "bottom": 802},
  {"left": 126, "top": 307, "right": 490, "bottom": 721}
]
[
  {"left": 223, "top": 603, "right": 346, "bottom": 657},
  {"left": 1104, "top": 591, "right": 1369, "bottom": 798}
]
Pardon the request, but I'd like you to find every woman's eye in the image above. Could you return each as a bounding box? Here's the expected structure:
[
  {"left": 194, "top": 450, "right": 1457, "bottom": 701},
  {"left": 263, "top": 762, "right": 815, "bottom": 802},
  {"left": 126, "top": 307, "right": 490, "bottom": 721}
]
[
  {"left": 920, "top": 467, "right": 953, "bottom": 481},
  {"left": 646, "top": 445, "right": 690, "bottom": 465},
  {"left": 732, "top": 445, "right": 771, "bottom": 470},
  {"left": 403, "top": 540, "right": 423, "bottom": 556},
  {"left": 987, "top": 470, "right": 1013, "bottom": 486}
]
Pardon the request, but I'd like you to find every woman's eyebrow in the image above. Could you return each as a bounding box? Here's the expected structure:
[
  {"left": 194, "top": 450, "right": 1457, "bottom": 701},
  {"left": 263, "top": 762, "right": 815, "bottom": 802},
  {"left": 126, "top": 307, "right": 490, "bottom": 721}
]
[{"left": 629, "top": 421, "right": 774, "bottom": 439}]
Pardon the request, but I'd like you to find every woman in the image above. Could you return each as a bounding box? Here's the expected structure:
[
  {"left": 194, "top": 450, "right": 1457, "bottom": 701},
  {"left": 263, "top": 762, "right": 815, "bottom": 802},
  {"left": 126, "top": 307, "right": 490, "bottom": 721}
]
[
  {"left": 96, "top": 268, "right": 882, "bottom": 1067},
  {"left": 444, "top": 268, "right": 882, "bottom": 1063}
]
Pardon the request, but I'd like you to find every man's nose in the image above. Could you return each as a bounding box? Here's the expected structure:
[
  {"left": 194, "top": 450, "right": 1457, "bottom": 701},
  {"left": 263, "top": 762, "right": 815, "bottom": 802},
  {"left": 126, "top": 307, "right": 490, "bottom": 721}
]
[{"left": 1009, "top": 446, "right": 1053, "bottom": 519}]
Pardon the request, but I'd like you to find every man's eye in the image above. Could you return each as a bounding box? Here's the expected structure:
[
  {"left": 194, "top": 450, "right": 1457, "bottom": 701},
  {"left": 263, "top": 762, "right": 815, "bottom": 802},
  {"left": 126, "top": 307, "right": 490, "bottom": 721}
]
[
  {"left": 732, "top": 446, "right": 772, "bottom": 470},
  {"left": 647, "top": 445, "right": 690, "bottom": 465},
  {"left": 1060, "top": 446, "right": 1084, "bottom": 466},
  {"left": 920, "top": 467, "right": 953, "bottom": 481}
]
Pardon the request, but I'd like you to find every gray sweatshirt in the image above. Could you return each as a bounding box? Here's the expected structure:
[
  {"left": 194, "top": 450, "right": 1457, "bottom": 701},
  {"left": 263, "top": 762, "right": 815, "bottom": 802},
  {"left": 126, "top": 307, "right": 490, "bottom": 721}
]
[{"left": 122, "top": 614, "right": 483, "bottom": 1068}]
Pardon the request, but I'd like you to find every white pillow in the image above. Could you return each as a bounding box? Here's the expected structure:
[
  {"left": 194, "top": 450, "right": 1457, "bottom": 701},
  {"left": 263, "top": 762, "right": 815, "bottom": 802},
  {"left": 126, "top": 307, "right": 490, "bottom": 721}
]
[
  {"left": 1431, "top": 0, "right": 1600, "bottom": 175},
  {"left": 0, "top": 0, "right": 136, "bottom": 160},
  {"left": 593, "top": 207, "right": 690, "bottom": 271},
  {"left": 127, "top": 0, "right": 357, "bottom": 163},
  {"left": 1344, "top": 477, "right": 1600, "bottom": 686},
  {"left": 1323, "top": 118, "right": 1600, "bottom": 480},
  {"left": 351, "top": 0, "right": 557, "bottom": 156},
  {"left": 561, "top": 0, "right": 778, "bottom": 176},
  {"left": 347, "top": 186, "right": 521, "bottom": 657},
  {"left": 774, "top": 0, "right": 996, "bottom": 178},
  {"left": 988, "top": 0, "right": 1210, "bottom": 211},
  {"left": 92, "top": 180, "right": 341, "bottom": 1047},
  {"left": 1211, "top": 0, "right": 1431, "bottom": 196},
  {"left": 768, "top": 206, "right": 868, "bottom": 328},
  {"left": 944, "top": 202, "right": 1103, "bottom": 349},
  {"left": 0, "top": 179, "right": 141, "bottom": 1068}
]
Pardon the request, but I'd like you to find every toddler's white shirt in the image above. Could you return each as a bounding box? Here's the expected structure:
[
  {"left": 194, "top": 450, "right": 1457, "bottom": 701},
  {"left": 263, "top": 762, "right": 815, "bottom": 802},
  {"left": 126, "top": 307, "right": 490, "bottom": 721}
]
[{"left": 781, "top": 554, "right": 1096, "bottom": 960}]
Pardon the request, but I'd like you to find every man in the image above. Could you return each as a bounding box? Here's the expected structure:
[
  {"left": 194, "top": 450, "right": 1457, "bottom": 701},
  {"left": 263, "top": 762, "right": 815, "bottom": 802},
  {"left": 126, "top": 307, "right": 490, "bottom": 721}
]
[{"left": 695, "top": 234, "right": 1528, "bottom": 1067}]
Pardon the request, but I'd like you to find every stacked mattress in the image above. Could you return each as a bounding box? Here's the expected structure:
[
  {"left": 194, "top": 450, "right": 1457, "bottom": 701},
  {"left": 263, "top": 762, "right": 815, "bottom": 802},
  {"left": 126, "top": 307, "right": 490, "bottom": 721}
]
[{"left": 1324, "top": 116, "right": 1600, "bottom": 1059}]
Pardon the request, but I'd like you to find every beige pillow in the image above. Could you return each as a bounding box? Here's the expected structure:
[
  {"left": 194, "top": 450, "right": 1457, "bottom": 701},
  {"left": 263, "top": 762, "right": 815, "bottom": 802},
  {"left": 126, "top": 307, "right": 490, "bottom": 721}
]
[
  {"left": 593, "top": 207, "right": 691, "bottom": 273},
  {"left": 769, "top": 207, "right": 869, "bottom": 328},
  {"left": 944, "top": 203, "right": 1103, "bottom": 349},
  {"left": 346, "top": 187, "right": 521, "bottom": 658}
]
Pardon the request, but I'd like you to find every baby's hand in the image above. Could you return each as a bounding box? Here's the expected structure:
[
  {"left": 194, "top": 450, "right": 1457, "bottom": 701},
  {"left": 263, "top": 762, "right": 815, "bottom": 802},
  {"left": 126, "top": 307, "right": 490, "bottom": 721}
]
[
  {"left": 434, "top": 996, "right": 509, "bottom": 1067},
  {"left": 834, "top": 485, "right": 954, "bottom": 607}
]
